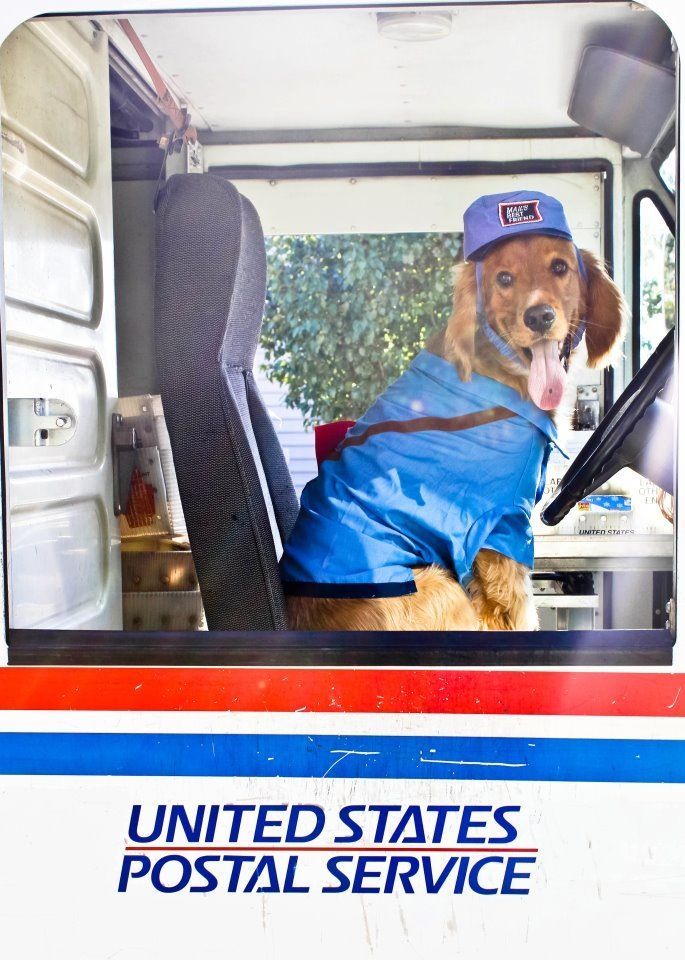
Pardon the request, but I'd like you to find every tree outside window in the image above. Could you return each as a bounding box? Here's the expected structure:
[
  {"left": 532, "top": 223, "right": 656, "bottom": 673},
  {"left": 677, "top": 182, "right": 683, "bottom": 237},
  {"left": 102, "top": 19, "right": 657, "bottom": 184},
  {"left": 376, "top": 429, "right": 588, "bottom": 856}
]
[
  {"left": 261, "top": 233, "right": 462, "bottom": 427},
  {"left": 639, "top": 198, "right": 675, "bottom": 370}
]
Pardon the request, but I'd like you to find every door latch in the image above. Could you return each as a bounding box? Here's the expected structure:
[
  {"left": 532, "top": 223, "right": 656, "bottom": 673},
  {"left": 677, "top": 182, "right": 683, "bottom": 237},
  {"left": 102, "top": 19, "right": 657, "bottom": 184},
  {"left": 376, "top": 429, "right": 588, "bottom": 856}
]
[{"left": 8, "top": 398, "right": 76, "bottom": 447}]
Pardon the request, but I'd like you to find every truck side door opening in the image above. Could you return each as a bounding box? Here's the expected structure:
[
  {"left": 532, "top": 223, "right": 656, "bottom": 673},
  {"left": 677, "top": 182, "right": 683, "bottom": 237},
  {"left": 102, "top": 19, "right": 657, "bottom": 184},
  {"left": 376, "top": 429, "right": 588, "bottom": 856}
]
[{"left": 0, "top": 4, "right": 677, "bottom": 666}]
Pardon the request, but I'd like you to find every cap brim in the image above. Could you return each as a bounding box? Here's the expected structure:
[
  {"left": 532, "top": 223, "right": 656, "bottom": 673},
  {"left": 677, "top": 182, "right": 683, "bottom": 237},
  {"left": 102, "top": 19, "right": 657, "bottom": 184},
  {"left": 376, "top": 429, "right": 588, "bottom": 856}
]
[{"left": 466, "top": 227, "right": 574, "bottom": 262}]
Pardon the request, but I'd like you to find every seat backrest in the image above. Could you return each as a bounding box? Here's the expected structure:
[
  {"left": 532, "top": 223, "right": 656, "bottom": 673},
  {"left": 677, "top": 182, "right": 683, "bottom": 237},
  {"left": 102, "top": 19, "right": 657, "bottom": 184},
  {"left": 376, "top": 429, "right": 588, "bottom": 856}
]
[{"left": 154, "top": 174, "right": 299, "bottom": 630}]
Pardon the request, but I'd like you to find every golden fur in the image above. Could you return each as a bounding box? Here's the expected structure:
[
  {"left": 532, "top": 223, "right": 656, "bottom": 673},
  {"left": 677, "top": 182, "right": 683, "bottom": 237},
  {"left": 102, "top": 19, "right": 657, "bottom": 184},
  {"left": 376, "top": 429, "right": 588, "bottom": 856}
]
[
  {"left": 288, "top": 234, "right": 626, "bottom": 631},
  {"left": 288, "top": 564, "right": 479, "bottom": 631}
]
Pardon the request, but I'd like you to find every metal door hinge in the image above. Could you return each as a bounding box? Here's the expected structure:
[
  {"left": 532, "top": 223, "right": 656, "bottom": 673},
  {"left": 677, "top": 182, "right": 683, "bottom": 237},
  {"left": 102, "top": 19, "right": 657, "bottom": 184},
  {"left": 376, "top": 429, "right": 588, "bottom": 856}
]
[
  {"left": 111, "top": 410, "right": 168, "bottom": 520},
  {"left": 112, "top": 412, "right": 142, "bottom": 516},
  {"left": 576, "top": 384, "right": 600, "bottom": 430},
  {"left": 186, "top": 138, "right": 203, "bottom": 173}
]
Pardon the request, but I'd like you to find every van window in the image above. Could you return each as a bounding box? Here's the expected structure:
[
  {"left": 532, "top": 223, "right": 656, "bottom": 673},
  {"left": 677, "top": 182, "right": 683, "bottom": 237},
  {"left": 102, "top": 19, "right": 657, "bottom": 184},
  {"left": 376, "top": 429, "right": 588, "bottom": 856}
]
[
  {"left": 634, "top": 195, "right": 675, "bottom": 374},
  {"left": 263, "top": 232, "right": 460, "bottom": 412}
]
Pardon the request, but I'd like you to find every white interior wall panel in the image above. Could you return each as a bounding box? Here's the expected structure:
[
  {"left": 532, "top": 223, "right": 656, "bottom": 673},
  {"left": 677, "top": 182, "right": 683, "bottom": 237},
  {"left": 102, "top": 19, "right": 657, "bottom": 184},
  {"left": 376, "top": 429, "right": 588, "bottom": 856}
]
[
  {"left": 228, "top": 170, "right": 604, "bottom": 247},
  {"left": 0, "top": 20, "right": 122, "bottom": 629}
]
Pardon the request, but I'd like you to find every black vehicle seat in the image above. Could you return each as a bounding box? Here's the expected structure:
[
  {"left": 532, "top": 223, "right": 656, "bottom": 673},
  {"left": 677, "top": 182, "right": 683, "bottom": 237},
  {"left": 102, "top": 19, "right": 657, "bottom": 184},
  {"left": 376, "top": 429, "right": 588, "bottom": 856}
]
[{"left": 154, "top": 173, "right": 299, "bottom": 630}]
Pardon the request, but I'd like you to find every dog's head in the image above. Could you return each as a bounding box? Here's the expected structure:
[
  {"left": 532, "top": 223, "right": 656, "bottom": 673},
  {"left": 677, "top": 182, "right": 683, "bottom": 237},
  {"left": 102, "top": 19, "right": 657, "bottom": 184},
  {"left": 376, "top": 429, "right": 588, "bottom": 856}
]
[{"left": 444, "top": 233, "right": 626, "bottom": 410}]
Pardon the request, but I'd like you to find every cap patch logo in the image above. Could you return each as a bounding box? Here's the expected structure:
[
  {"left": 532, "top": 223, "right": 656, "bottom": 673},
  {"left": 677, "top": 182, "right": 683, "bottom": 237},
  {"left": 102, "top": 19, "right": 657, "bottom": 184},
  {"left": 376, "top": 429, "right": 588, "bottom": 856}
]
[{"left": 498, "top": 199, "right": 543, "bottom": 227}]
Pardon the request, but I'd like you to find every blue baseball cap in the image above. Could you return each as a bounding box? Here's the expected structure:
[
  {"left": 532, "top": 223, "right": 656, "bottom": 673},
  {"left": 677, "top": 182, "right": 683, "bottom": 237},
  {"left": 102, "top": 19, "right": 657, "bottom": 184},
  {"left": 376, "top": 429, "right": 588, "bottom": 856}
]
[{"left": 463, "top": 190, "right": 574, "bottom": 261}]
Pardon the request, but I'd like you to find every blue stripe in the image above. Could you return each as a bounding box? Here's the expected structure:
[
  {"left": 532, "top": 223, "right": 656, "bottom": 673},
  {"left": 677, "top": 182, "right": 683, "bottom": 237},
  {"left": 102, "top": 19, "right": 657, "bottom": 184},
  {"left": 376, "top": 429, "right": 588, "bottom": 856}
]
[{"left": 0, "top": 733, "right": 684, "bottom": 782}]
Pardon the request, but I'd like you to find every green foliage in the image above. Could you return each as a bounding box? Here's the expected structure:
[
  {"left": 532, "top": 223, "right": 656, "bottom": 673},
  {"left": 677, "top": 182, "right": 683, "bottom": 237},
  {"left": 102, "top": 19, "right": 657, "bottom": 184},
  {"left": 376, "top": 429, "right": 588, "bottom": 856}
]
[
  {"left": 639, "top": 206, "right": 675, "bottom": 362},
  {"left": 663, "top": 232, "right": 675, "bottom": 329},
  {"left": 261, "top": 232, "right": 462, "bottom": 427},
  {"left": 642, "top": 277, "right": 663, "bottom": 320},
  {"left": 643, "top": 233, "right": 675, "bottom": 328}
]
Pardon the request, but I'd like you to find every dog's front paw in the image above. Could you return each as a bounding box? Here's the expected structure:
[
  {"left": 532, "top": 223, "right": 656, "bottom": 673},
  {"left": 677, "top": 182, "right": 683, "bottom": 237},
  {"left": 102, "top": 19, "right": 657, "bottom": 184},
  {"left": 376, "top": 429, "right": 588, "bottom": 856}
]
[{"left": 477, "top": 606, "right": 537, "bottom": 632}]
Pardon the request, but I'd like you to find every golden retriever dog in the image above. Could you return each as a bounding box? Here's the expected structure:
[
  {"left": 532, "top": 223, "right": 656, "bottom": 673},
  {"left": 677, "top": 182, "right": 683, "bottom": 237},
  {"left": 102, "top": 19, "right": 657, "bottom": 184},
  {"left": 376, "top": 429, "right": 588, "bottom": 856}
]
[{"left": 280, "top": 198, "right": 626, "bottom": 632}]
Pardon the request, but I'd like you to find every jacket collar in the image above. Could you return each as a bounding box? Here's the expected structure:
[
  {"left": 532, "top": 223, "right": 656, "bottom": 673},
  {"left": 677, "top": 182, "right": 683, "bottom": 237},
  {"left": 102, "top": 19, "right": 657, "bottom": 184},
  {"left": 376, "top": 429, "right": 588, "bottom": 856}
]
[{"left": 412, "top": 350, "right": 569, "bottom": 458}]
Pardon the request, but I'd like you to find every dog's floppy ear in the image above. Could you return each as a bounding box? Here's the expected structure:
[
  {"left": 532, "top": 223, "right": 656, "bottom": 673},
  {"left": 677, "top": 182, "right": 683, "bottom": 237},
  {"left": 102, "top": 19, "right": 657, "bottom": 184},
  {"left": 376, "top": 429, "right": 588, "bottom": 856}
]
[
  {"left": 443, "top": 260, "right": 477, "bottom": 381},
  {"left": 580, "top": 249, "right": 627, "bottom": 369}
]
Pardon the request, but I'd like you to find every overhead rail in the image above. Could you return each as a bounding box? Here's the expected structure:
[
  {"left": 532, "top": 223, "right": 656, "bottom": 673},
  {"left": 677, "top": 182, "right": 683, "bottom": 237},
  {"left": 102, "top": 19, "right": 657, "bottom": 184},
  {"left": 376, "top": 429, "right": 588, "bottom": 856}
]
[{"left": 117, "top": 18, "right": 197, "bottom": 150}]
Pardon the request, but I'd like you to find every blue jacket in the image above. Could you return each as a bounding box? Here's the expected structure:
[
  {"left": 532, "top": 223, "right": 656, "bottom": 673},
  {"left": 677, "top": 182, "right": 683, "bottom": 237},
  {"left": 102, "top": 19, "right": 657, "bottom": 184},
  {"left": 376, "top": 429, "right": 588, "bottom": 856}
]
[{"left": 280, "top": 350, "right": 565, "bottom": 598}]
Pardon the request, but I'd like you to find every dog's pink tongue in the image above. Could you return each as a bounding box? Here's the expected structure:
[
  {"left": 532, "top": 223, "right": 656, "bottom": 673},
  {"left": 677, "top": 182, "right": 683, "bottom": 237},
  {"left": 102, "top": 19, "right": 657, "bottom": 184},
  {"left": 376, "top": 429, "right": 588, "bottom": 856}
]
[{"left": 528, "top": 340, "right": 566, "bottom": 410}]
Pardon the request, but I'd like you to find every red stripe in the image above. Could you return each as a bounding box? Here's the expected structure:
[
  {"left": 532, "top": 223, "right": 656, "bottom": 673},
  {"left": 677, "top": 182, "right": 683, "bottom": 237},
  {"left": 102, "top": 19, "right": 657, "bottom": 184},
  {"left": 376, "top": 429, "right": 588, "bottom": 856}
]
[
  {"left": 0, "top": 668, "right": 683, "bottom": 716},
  {"left": 124, "top": 846, "right": 539, "bottom": 853}
]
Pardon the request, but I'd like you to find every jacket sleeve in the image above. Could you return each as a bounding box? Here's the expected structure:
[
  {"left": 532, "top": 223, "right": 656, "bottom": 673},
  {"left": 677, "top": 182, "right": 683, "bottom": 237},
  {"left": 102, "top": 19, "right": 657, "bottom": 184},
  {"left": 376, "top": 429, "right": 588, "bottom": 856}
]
[
  {"left": 480, "top": 509, "right": 534, "bottom": 568},
  {"left": 460, "top": 507, "right": 534, "bottom": 579}
]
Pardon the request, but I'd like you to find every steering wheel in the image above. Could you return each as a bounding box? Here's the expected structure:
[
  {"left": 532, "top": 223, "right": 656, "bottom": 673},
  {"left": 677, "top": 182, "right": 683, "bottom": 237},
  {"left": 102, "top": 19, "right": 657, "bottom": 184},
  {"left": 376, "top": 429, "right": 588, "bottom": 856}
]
[{"left": 541, "top": 328, "right": 674, "bottom": 526}]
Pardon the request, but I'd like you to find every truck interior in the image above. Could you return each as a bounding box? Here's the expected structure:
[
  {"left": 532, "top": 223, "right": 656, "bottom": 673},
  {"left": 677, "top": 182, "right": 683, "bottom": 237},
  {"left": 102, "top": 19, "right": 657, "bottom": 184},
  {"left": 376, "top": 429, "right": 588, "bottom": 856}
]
[{"left": 0, "top": 2, "right": 678, "bottom": 666}]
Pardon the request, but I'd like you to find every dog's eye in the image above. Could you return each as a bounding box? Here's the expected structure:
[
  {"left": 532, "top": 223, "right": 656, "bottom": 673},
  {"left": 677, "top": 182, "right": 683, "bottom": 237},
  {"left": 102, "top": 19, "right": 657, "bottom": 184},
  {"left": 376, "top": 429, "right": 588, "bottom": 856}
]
[
  {"left": 551, "top": 259, "right": 568, "bottom": 275},
  {"left": 496, "top": 271, "right": 513, "bottom": 287}
]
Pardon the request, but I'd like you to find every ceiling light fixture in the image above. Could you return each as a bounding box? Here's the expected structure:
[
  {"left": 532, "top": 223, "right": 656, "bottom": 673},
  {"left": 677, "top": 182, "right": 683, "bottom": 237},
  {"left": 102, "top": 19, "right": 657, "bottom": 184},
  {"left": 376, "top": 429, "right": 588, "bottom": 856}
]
[{"left": 376, "top": 11, "right": 453, "bottom": 42}]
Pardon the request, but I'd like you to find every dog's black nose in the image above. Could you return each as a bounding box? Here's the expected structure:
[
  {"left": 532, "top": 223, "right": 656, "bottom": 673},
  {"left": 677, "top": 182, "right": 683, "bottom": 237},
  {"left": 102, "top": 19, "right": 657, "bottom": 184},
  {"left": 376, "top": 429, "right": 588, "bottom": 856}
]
[{"left": 523, "top": 304, "right": 556, "bottom": 333}]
